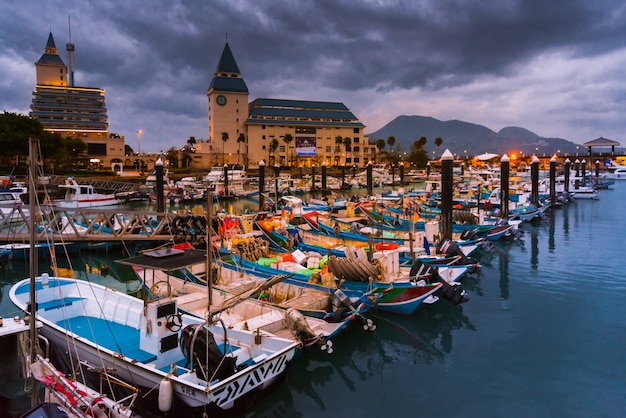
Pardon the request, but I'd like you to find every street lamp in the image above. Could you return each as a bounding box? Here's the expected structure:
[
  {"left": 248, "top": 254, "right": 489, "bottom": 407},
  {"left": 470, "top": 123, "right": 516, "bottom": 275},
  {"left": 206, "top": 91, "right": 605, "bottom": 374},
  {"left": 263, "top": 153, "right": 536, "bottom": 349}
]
[{"left": 137, "top": 130, "right": 142, "bottom": 154}]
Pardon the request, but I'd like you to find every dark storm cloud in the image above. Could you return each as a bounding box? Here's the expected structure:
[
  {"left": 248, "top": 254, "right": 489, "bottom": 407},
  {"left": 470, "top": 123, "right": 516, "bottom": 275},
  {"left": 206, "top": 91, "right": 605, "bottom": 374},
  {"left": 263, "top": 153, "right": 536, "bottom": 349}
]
[{"left": 1, "top": 0, "right": 626, "bottom": 151}]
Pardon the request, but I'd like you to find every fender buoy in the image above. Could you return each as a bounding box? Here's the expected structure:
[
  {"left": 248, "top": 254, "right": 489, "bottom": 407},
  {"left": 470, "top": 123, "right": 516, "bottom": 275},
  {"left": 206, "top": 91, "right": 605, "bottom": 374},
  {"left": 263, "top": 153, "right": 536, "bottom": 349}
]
[
  {"left": 158, "top": 377, "right": 173, "bottom": 412},
  {"left": 375, "top": 242, "right": 399, "bottom": 251}
]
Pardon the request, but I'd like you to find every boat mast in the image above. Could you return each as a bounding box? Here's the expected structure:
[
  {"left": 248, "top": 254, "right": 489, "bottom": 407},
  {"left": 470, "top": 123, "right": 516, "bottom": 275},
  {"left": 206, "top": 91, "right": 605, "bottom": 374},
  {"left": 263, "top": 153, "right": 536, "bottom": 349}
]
[
  {"left": 28, "top": 137, "right": 39, "bottom": 407},
  {"left": 206, "top": 193, "right": 213, "bottom": 315}
]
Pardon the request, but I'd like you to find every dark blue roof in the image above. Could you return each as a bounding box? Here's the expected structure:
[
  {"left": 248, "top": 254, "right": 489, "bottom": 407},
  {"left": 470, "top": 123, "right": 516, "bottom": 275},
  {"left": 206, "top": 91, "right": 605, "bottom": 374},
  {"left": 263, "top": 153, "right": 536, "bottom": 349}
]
[
  {"left": 250, "top": 98, "right": 349, "bottom": 111},
  {"left": 209, "top": 77, "right": 248, "bottom": 93},
  {"left": 208, "top": 43, "right": 248, "bottom": 93},
  {"left": 215, "top": 43, "right": 240, "bottom": 74},
  {"left": 247, "top": 98, "right": 362, "bottom": 127},
  {"left": 46, "top": 32, "right": 56, "bottom": 49},
  {"left": 249, "top": 106, "right": 359, "bottom": 121},
  {"left": 246, "top": 118, "right": 364, "bottom": 128},
  {"left": 37, "top": 32, "right": 65, "bottom": 66}
]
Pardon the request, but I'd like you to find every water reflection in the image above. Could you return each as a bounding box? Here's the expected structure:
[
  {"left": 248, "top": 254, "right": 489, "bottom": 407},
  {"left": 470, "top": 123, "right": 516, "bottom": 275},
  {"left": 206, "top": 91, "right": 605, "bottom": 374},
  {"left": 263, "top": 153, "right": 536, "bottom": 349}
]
[
  {"left": 257, "top": 302, "right": 477, "bottom": 415},
  {"left": 562, "top": 202, "right": 569, "bottom": 238},
  {"left": 0, "top": 248, "right": 141, "bottom": 294},
  {"left": 499, "top": 246, "right": 509, "bottom": 310},
  {"left": 530, "top": 229, "right": 539, "bottom": 270},
  {"left": 548, "top": 210, "right": 556, "bottom": 252}
]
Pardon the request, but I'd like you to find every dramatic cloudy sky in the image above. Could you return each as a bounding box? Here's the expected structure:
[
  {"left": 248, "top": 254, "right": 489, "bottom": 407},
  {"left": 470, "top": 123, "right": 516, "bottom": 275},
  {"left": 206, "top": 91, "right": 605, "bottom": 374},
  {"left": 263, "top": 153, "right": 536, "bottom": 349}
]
[{"left": 1, "top": 0, "right": 626, "bottom": 153}]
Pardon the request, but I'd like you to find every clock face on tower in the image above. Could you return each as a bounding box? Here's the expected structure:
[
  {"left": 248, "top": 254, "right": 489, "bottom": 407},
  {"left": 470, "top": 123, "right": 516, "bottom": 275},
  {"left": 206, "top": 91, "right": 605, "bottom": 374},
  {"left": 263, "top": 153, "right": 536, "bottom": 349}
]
[{"left": 216, "top": 95, "right": 227, "bottom": 106}]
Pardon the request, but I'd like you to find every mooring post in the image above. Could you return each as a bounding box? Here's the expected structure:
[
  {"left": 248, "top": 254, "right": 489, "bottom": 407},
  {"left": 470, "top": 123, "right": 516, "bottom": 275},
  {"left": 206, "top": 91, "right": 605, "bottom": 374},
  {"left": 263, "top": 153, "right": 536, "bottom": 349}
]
[
  {"left": 549, "top": 156, "right": 556, "bottom": 206},
  {"left": 441, "top": 149, "right": 454, "bottom": 240},
  {"left": 531, "top": 155, "right": 539, "bottom": 206},
  {"left": 258, "top": 160, "right": 265, "bottom": 211},
  {"left": 500, "top": 154, "right": 510, "bottom": 219},
  {"left": 156, "top": 157, "right": 164, "bottom": 213}
]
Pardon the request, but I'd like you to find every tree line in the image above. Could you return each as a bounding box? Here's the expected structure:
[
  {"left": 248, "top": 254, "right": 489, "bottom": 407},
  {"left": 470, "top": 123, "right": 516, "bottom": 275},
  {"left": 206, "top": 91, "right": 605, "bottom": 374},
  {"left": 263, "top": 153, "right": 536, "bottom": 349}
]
[
  {"left": 0, "top": 112, "right": 87, "bottom": 172},
  {"left": 373, "top": 135, "right": 443, "bottom": 166}
]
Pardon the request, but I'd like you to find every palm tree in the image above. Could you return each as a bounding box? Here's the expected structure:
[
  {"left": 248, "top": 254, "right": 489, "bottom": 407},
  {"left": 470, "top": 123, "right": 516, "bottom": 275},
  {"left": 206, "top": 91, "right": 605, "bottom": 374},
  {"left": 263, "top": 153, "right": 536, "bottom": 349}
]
[
  {"left": 221, "top": 132, "right": 229, "bottom": 165},
  {"left": 335, "top": 136, "right": 343, "bottom": 165},
  {"left": 187, "top": 136, "right": 196, "bottom": 148},
  {"left": 342, "top": 137, "right": 352, "bottom": 166},
  {"left": 269, "top": 138, "right": 279, "bottom": 165},
  {"left": 387, "top": 136, "right": 396, "bottom": 163},
  {"left": 434, "top": 136, "right": 443, "bottom": 147},
  {"left": 408, "top": 139, "right": 428, "bottom": 166},
  {"left": 283, "top": 133, "right": 293, "bottom": 167},
  {"left": 375, "top": 139, "right": 386, "bottom": 163},
  {"left": 237, "top": 133, "right": 246, "bottom": 165},
  {"left": 164, "top": 146, "right": 179, "bottom": 168}
]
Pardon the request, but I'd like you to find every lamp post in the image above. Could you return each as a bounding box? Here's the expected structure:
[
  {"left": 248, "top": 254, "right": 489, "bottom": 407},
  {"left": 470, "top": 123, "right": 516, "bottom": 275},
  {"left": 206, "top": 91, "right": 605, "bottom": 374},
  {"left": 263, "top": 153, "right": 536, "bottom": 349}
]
[{"left": 137, "top": 130, "right": 142, "bottom": 154}]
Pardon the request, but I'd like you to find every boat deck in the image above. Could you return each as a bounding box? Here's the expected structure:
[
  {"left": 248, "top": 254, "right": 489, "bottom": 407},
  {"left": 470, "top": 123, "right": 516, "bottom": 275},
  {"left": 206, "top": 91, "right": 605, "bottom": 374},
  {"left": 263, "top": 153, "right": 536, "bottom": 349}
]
[{"left": 56, "top": 315, "right": 156, "bottom": 363}]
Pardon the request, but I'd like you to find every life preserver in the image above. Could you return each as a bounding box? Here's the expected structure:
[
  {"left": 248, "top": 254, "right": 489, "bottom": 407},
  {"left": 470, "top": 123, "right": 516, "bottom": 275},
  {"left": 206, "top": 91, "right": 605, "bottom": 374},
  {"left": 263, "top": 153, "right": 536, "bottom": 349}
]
[{"left": 375, "top": 242, "right": 399, "bottom": 251}]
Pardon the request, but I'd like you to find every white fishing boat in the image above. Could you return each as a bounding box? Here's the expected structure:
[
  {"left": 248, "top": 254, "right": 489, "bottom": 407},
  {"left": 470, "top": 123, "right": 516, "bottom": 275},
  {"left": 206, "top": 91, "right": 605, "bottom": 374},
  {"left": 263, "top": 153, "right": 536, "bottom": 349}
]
[
  {"left": 13, "top": 139, "right": 139, "bottom": 418},
  {"left": 9, "top": 268, "right": 299, "bottom": 413},
  {"left": 605, "top": 164, "right": 626, "bottom": 179},
  {"left": 54, "top": 178, "right": 123, "bottom": 208},
  {"left": 204, "top": 165, "right": 247, "bottom": 183},
  {"left": 0, "top": 182, "right": 29, "bottom": 224}
]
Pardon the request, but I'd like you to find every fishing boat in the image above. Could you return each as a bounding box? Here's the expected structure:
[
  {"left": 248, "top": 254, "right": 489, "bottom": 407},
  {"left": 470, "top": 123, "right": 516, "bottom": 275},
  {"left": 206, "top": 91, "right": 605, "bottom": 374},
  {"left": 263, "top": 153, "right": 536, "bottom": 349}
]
[
  {"left": 605, "top": 166, "right": 626, "bottom": 179},
  {"left": 118, "top": 247, "right": 373, "bottom": 353},
  {"left": 0, "top": 241, "right": 84, "bottom": 259},
  {"left": 0, "top": 182, "right": 29, "bottom": 224},
  {"left": 11, "top": 147, "right": 296, "bottom": 414},
  {"left": 54, "top": 178, "right": 124, "bottom": 208},
  {"left": 265, "top": 211, "right": 486, "bottom": 259},
  {"left": 9, "top": 271, "right": 299, "bottom": 413},
  {"left": 484, "top": 224, "right": 515, "bottom": 241},
  {"left": 11, "top": 139, "right": 139, "bottom": 418},
  {"left": 223, "top": 239, "right": 460, "bottom": 315}
]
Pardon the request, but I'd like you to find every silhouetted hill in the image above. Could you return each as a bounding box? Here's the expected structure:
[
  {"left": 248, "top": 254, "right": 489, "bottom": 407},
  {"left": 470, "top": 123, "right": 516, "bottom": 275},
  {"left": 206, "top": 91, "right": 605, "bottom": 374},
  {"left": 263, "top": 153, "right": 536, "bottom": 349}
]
[{"left": 366, "top": 115, "right": 581, "bottom": 156}]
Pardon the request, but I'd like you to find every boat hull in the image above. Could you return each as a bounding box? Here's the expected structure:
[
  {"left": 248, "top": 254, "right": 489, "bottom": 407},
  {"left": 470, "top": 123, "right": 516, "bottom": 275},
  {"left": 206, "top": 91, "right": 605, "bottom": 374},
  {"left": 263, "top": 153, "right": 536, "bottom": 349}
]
[{"left": 336, "top": 280, "right": 442, "bottom": 316}]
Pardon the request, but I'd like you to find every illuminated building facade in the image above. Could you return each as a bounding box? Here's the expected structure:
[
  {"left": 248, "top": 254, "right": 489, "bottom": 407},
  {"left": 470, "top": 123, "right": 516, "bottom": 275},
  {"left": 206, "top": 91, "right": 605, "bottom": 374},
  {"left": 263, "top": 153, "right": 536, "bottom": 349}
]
[
  {"left": 30, "top": 32, "right": 124, "bottom": 169},
  {"left": 203, "top": 43, "right": 375, "bottom": 168}
]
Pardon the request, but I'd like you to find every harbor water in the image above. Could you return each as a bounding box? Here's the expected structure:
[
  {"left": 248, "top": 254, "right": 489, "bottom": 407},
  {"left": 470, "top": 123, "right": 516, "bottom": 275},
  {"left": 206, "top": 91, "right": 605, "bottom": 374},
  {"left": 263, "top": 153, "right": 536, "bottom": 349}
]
[{"left": 1, "top": 182, "right": 625, "bottom": 417}]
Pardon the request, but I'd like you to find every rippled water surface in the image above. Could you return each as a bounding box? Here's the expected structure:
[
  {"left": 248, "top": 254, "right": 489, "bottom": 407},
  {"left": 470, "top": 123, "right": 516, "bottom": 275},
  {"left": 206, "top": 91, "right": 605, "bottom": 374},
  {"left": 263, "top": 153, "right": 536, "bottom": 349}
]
[{"left": 1, "top": 183, "right": 625, "bottom": 417}]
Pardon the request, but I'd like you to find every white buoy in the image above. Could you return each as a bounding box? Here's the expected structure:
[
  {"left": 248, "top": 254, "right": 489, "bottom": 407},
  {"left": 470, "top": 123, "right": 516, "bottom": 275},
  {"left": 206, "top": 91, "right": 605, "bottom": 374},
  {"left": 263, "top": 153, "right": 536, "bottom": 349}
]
[{"left": 158, "top": 377, "right": 173, "bottom": 412}]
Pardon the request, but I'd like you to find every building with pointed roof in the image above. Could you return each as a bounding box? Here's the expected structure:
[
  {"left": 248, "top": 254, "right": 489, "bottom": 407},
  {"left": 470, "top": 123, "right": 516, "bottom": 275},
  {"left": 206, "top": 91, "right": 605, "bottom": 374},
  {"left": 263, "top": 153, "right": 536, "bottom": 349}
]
[
  {"left": 197, "top": 43, "right": 375, "bottom": 168},
  {"left": 30, "top": 32, "right": 124, "bottom": 170}
]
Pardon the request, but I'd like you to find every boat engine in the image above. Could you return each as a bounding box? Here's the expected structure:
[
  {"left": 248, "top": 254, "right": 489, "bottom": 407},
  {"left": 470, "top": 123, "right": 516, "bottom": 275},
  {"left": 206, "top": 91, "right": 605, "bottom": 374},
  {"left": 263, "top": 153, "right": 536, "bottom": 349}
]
[
  {"left": 330, "top": 289, "right": 354, "bottom": 321},
  {"left": 179, "top": 324, "right": 237, "bottom": 381},
  {"left": 411, "top": 261, "right": 469, "bottom": 305},
  {"left": 283, "top": 308, "right": 317, "bottom": 343},
  {"left": 460, "top": 228, "right": 479, "bottom": 241},
  {"left": 437, "top": 276, "right": 470, "bottom": 305},
  {"left": 409, "top": 260, "right": 436, "bottom": 283},
  {"left": 437, "top": 238, "right": 477, "bottom": 266}
]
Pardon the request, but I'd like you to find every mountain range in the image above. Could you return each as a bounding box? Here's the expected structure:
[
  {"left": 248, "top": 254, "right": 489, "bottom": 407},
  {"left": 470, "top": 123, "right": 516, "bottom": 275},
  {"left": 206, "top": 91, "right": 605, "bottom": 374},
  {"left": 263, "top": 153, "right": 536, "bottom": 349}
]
[{"left": 365, "top": 115, "right": 584, "bottom": 157}]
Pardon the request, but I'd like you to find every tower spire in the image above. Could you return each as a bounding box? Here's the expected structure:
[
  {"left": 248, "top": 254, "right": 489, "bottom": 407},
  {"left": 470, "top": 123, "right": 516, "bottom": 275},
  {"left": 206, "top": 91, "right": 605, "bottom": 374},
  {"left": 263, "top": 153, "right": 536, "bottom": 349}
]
[{"left": 66, "top": 15, "right": 75, "bottom": 87}]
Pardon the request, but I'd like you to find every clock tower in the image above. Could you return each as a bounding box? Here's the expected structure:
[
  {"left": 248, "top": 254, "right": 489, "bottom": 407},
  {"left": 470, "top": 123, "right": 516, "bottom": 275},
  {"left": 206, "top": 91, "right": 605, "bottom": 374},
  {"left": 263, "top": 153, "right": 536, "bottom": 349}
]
[{"left": 207, "top": 43, "right": 249, "bottom": 166}]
